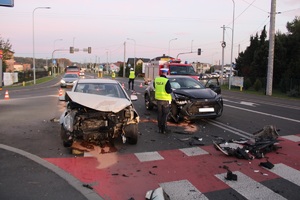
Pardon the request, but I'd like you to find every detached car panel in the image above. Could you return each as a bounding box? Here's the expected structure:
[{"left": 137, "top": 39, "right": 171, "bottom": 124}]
[{"left": 60, "top": 78, "right": 139, "bottom": 148}]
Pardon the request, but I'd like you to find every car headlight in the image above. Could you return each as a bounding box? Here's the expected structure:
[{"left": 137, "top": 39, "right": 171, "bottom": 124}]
[
  {"left": 174, "top": 93, "right": 189, "bottom": 105},
  {"left": 61, "top": 80, "right": 66, "bottom": 84}
]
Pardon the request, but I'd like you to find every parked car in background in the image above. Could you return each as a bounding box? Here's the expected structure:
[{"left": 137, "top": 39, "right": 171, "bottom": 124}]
[
  {"left": 144, "top": 76, "right": 223, "bottom": 122},
  {"left": 60, "top": 73, "right": 79, "bottom": 88},
  {"left": 60, "top": 78, "right": 140, "bottom": 148}
]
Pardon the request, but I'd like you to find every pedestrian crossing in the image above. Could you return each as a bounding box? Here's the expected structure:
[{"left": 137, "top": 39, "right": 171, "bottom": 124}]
[{"left": 46, "top": 134, "right": 300, "bottom": 200}]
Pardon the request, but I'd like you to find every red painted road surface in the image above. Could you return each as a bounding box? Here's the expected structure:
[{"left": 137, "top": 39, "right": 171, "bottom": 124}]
[{"left": 45, "top": 135, "right": 300, "bottom": 200}]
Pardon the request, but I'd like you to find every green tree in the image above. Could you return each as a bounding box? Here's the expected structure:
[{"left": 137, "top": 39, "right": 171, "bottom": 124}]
[
  {"left": 0, "top": 35, "right": 13, "bottom": 72},
  {"left": 236, "top": 17, "right": 300, "bottom": 94}
]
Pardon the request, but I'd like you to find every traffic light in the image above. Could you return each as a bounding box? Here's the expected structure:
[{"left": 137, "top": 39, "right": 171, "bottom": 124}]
[
  {"left": 197, "top": 48, "right": 201, "bottom": 55},
  {"left": 88, "top": 47, "right": 91, "bottom": 54},
  {"left": 70, "top": 47, "right": 74, "bottom": 54}
]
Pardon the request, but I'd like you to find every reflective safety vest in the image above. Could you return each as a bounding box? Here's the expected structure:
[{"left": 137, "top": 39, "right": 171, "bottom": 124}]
[
  {"left": 129, "top": 71, "right": 135, "bottom": 79},
  {"left": 155, "top": 77, "right": 172, "bottom": 101},
  {"left": 112, "top": 72, "right": 115, "bottom": 78}
]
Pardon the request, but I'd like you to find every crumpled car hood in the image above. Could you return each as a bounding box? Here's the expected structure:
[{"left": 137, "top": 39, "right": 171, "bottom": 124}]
[
  {"left": 174, "top": 88, "right": 217, "bottom": 99},
  {"left": 66, "top": 91, "right": 132, "bottom": 113}
]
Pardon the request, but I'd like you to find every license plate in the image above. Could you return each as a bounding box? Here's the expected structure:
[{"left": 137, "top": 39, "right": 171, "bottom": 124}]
[{"left": 199, "top": 108, "right": 214, "bottom": 112}]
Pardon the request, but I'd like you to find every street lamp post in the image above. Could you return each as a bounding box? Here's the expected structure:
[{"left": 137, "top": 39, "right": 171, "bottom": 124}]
[
  {"left": 33, "top": 6, "right": 50, "bottom": 84},
  {"left": 52, "top": 39, "right": 63, "bottom": 76},
  {"left": 53, "top": 38, "right": 63, "bottom": 50},
  {"left": 127, "top": 38, "right": 136, "bottom": 72},
  {"left": 229, "top": 0, "right": 235, "bottom": 90},
  {"left": 168, "top": 38, "right": 177, "bottom": 57}
]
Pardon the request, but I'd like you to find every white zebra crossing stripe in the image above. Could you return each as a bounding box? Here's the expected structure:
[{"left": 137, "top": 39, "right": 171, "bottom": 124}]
[
  {"left": 160, "top": 179, "right": 209, "bottom": 200},
  {"left": 134, "top": 151, "right": 164, "bottom": 162},
  {"left": 281, "top": 135, "right": 300, "bottom": 142},
  {"left": 215, "top": 171, "right": 286, "bottom": 200},
  {"left": 179, "top": 147, "right": 209, "bottom": 156},
  {"left": 267, "top": 163, "right": 300, "bottom": 186}
]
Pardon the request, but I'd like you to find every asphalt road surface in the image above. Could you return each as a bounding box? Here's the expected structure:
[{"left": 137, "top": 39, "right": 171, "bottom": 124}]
[{"left": 0, "top": 74, "right": 299, "bottom": 200}]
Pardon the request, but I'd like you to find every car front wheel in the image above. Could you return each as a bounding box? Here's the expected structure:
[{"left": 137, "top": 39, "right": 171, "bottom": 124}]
[
  {"left": 124, "top": 124, "right": 138, "bottom": 144},
  {"left": 60, "top": 125, "right": 73, "bottom": 147},
  {"left": 145, "top": 94, "right": 154, "bottom": 110}
]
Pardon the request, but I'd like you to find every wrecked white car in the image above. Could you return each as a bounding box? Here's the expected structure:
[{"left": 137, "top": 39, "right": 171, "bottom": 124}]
[{"left": 59, "top": 78, "right": 139, "bottom": 148}]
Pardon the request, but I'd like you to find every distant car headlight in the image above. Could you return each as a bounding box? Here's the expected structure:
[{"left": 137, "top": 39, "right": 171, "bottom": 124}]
[{"left": 61, "top": 80, "right": 66, "bottom": 84}]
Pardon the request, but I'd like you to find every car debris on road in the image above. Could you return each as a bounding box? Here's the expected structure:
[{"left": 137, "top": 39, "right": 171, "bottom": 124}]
[
  {"left": 214, "top": 125, "right": 280, "bottom": 181},
  {"left": 213, "top": 125, "right": 281, "bottom": 160}
]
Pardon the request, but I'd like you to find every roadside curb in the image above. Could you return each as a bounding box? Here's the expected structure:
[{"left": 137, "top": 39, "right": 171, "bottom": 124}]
[{"left": 0, "top": 144, "right": 104, "bottom": 200}]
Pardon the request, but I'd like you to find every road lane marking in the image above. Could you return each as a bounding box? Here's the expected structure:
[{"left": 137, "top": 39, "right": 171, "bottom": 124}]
[
  {"left": 223, "top": 96, "right": 300, "bottom": 110},
  {"left": 267, "top": 163, "right": 300, "bottom": 186},
  {"left": 160, "top": 180, "right": 209, "bottom": 200},
  {"left": 225, "top": 104, "right": 300, "bottom": 123},
  {"left": 179, "top": 147, "right": 209, "bottom": 156},
  {"left": 206, "top": 120, "right": 252, "bottom": 139},
  {"left": 134, "top": 151, "right": 164, "bottom": 162},
  {"left": 215, "top": 171, "right": 286, "bottom": 200},
  {"left": 240, "top": 101, "right": 258, "bottom": 107},
  {"left": 281, "top": 135, "right": 300, "bottom": 142}
]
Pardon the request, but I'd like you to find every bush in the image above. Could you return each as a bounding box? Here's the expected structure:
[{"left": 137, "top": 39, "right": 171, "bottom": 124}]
[
  {"left": 287, "top": 89, "right": 299, "bottom": 97},
  {"left": 253, "top": 79, "right": 262, "bottom": 91},
  {"left": 244, "top": 78, "right": 252, "bottom": 90}
]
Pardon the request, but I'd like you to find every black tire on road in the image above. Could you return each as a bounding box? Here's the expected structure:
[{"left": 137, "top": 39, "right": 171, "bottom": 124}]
[
  {"left": 124, "top": 124, "right": 138, "bottom": 144},
  {"left": 145, "top": 94, "right": 154, "bottom": 110},
  {"left": 60, "top": 125, "right": 73, "bottom": 147}
]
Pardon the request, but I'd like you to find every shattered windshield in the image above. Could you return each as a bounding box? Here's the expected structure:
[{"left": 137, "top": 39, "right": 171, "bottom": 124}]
[{"left": 169, "top": 65, "right": 197, "bottom": 75}]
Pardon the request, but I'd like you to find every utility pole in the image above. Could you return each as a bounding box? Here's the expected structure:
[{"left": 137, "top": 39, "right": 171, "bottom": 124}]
[
  {"left": 266, "top": 0, "right": 276, "bottom": 96},
  {"left": 123, "top": 42, "right": 126, "bottom": 78},
  {"left": 221, "top": 25, "right": 226, "bottom": 86}
]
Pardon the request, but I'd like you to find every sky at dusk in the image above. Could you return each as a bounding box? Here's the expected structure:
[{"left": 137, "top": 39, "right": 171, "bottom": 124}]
[{"left": 0, "top": 0, "right": 299, "bottom": 65}]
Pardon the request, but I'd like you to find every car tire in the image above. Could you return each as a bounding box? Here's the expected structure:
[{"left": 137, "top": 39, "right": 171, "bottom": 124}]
[
  {"left": 168, "top": 102, "right": 180, "bottom": 123},
  {"left": 124, "top": 124, "right": 138, "bottom": 145},
  {"left": 145, "top": 94, "right": 154, "bottom": 110},
  {"left": 60, "top": 125, "right": 73, "bottom": 147}
]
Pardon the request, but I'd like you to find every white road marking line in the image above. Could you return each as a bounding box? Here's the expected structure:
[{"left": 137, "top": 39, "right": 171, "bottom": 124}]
[
  {"left": 134, "top": 151, "right": 164, "bottom": 162},
  {"left": 208, "top": 119, "right": 253, "bottom": 137},
  {"left": 179, "top": 147, "right": 209, "bottom": 156},
  {"left": 206, "top": 120, "right": 252, "bottom": 139},
  {"left": 160, "top": 179, "right": 209, "bottom": 200},
  {"left": 267, "top": 163, "right": 300, "bottom": 186},
  {"left": 215, "top": 171, "right": 286, "bottom": 200},
  {"left": 240, "top": 101, "right": 258, "bottom": 107},
  {"left": 281, "top": 135, "right": 300, "bottom": 142},
  {"left": 225, "top": 104, "right": 300, "bottom": 123}
]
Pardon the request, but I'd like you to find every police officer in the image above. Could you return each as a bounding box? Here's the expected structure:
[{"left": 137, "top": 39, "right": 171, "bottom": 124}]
[
  {"left": 111, "top": 70, "right": 116, "bottom": 79},
  {"left": 128, "top": 68, "right": 135, "bottom": 90},
  {"left": 154, "top": 68, "right": 172, "bottom": 134}
]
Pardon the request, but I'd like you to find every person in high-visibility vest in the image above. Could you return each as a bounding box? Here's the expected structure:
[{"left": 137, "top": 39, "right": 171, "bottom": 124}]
[
  {"left": 111, "top": 70, "right": 116, "bottom": 79},
  {"left": 128, "top": 68, "right": 135, "bottom": 90},
  {"left": 154, "top": 68, "right": 172, "bottom": 134}
]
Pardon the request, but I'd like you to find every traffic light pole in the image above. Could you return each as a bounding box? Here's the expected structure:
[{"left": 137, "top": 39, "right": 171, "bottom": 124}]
[{"left": 176, "top": 48, "right": 201, "bottom": 59}]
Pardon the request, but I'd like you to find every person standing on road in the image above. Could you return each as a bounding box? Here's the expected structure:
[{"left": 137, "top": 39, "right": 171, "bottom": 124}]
[
  {"left": 128, "top": 68, "right": 135, "bottom": 90},
  {"left": 154, "top": 68, "right": 172, "bottom": 134},
  {"left": 111, "top": 70, "right": 116, "bottom": 79}
]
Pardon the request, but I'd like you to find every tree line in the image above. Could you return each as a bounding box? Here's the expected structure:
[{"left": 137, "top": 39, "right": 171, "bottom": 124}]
[{"left": 235, "top": 17, "right": 300, "bottom": 96}]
